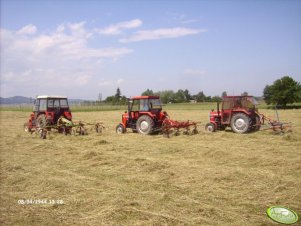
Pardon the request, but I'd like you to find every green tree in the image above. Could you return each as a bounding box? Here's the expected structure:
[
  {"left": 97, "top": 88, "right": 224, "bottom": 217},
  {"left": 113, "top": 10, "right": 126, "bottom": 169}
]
[
  {"left": 263, "top": 76, "right": 301, "bottom": 107},
  {"left": 155, "top": 90, "right": 175, "bottom": 104},
  {"left": 141, "top": 89, "right": 154, "bottom": 96},
  {"left": 174, "top": 89, "right": 186, "bottom": 103},
  {"left": 212, "top": 96, "right": 222, "bottom": 102},
  {"left": 241, "top": 91, "right": 248, "bottom": 96},
  {"left": 194, "top": 91, "right": 206, "bottom": 102},
  {"left": 222, "top": 91, "right": 227, "bottom": 97},
  {"left": 115, "top": 87, "right": 121, "bottom": 99},
  {"left": 183, "top": 89, "right": 191, "bottom": 102}
]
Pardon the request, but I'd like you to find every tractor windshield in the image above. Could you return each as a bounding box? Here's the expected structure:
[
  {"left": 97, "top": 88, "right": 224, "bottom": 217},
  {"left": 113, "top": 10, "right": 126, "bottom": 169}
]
[
  {"left": 47, "top": 99, "right": 69, "bottom": 108},
  {"left": 149, "top": 99, "right": 162, "bottom": 110},
  {"left": 222, "top": 96, "right": 258, "bottom": 110},
  {"left": 241, "top": 96, "right": 258, "bottom": 109}
]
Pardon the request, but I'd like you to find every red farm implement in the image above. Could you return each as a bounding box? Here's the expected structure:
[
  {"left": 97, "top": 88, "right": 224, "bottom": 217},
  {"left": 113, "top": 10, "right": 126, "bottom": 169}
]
[{"left": 162, "top": 118, "right": 199, "bottom": 138}]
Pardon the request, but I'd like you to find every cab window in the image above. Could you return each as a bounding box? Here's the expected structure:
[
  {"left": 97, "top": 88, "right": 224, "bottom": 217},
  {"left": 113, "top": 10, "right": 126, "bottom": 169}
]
[
  {"left": 60, "top": 99, "right": 68, "bottom": 107},
  {"left": 34, "top": 99, "right": 39, "bottom": 111},
  {"left": 39, "top": 99, "right": 47, "bottom": 111},
  {"left": 140, "top": 99, "right": 149, "bottom": 111},
  {"left": 54, "top": 99, "right": 60, "bottom": 107},
  {"left": 131, "top": 100, "right": 140, "bottom": 111}
]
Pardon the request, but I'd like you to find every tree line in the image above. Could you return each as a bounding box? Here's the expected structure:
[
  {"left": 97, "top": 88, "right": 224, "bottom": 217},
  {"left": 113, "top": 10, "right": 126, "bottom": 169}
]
[
  {"left": 104, "top": 88, "right": 248, "bottom": 105},
  {"left": 103, "top": 76, "right": 301, "bottom": 107}
]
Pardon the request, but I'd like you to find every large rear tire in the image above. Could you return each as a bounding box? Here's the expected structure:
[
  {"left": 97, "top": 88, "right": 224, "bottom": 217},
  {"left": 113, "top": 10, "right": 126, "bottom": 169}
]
[
  {"left": 136, "top": 115, "right": 154, "bottom": 135},
  {"left": 230, "top": 113, "right": 251, "bottom": 134},
  {"left": 36, "top": 114, "right": 48, "bottom": 129}
]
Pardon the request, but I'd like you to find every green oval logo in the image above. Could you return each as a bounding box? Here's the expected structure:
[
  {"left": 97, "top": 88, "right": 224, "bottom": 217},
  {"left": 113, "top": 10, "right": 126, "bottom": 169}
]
[{"left": 267, "top": 206, "right": 299, "bottom": 224}]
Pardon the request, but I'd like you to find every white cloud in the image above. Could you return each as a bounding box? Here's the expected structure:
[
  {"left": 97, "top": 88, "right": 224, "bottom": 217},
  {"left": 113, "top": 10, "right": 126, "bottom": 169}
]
[
  {"left": 16, "top": 24, "right": 37, "bottom": 35},
  {"left": 0, "top": 23, "right": 132, "bottom": 97},
  {"left": 184, "top": 69, "right": 205, "bottom": 76},
  {"left": 97, "top": 19, "right": 142, "bottom": 35},
  {"left": 117, "top": 79, "right": 125, "bottom": 84},
  {"left": 98, "top": 78, "right": 124, "bottom": 87},
  {"left": 119, "top": 27, "right": 206, "bottom": 43}
]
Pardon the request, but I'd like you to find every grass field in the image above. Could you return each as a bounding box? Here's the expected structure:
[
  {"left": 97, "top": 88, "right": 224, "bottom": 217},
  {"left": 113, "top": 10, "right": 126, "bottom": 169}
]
[{"left": 0, "top": 109, "right": 300, "bottom": 225}]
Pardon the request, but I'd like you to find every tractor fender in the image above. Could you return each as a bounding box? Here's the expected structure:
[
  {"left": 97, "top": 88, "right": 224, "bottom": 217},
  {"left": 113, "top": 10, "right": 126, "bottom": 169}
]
[
  {"left": 64, "top": 111, "right": 72, "bottom": 120},
  {"left": 45, "top": 112, "right": 54, "bottom": 121}
]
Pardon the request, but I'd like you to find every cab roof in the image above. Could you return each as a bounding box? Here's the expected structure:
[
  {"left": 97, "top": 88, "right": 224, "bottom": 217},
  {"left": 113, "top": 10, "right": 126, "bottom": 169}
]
[
  {"left": 131, "top": 96, "right": 160, "bottom": 100},
  {"left": 37, "top": 95, "right": 67, "bottom": 99}
]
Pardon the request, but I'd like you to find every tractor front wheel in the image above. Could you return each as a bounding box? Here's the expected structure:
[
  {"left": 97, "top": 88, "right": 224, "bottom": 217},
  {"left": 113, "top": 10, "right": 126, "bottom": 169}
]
[
  {"left": 116, "top": 124, "right": 125, "bottom": 134},
  {"left": 24, "top": 122, "right": 31, "bottom": 132},
  {"left": 136, "top": 115, "right": 154, "bottom": 135},
  {"left": 205, "top": 123, "right": 216, "bottom": 132},
  {"left": 230, "top": 113, "right": 251, "bottom": 134}
]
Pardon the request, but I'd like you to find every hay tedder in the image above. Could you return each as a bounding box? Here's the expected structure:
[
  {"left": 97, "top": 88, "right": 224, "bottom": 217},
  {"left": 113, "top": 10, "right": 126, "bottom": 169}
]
[
  {"left": 24, "top": 96, "right": 104, "bottom": 139},
  {"left": 116, "top": 96, "right": 199, "bottom": 137},
  {"left": 205, "top": 96, "right": 292, "bottom": 134}
]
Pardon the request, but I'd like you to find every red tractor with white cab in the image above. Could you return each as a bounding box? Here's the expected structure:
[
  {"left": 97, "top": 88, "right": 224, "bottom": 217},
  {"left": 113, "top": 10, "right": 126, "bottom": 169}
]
[
  {"left": 205, "top": 96, "right": 261, "bottom": 133},
  {"left": 116, "top": 96, "right": 168, "bottom": 135},
  {"left": 24, "top": 95, "right": 72, "bottom": 132}
]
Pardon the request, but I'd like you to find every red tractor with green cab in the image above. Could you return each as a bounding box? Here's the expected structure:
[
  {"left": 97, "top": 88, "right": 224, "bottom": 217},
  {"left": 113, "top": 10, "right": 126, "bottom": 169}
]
[
  {"left": 116, "top": 96, "right": 168, "bottom": 135},
  {"left": 205, "top": 96, "right": 261, "bottom": 133}
]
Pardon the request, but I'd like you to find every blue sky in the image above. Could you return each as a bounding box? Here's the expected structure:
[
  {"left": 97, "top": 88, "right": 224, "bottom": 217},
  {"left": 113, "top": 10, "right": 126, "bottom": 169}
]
[{"left": 1, "top": 0, "right": 301, "bottom": 99}]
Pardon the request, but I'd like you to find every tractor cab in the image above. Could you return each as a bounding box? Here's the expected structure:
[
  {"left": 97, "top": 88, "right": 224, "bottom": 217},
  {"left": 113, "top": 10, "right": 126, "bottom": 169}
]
[
  {"left": 222, "top": 96, "right": 258, "bottom": 112},
  {"left": 116, "top": 96, "right": 168, "bottom": 135},
  {"left": 24, "top": 95, "right": 72, "bottom": 132},
  {"left": 206, "top": 96, "right": 260, "bottom": 133},
  {"left": 33, "top": 96, "right": 72, "bottom": 123}
]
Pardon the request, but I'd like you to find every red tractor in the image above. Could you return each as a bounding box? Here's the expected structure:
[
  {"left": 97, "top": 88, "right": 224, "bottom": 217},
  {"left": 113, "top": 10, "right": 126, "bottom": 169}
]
[
  {"left": 205, "top": 96, "right": 261, "bottom": 133},
  {"left": 24, "top": 95, "right": 72, "bottom": 133},
  {"left": 116, "top": 96, "right": 168, "bottom": 135}
]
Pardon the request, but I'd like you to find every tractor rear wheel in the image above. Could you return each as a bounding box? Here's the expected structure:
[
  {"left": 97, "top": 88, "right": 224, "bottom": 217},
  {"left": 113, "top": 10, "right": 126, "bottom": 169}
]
[
  {"left": 136, "top": 115, "right": 154, "bottom": 135},
  {"left": 116, "top": 124, "right": 125, "bottom": 134},
  {"left": 205, "top": 123, "right": 216, "bottom": 132},
  {"left": 230, "top": 113, "right": 251, "bottom": 134},
  {"left": 37, "top": 114, "right": 48, "bottom": 129}
]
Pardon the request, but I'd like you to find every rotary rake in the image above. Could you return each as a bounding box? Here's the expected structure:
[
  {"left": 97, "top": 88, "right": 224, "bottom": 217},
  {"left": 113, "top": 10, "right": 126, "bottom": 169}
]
[
  {"left": 258, "top": 113, "right": 292, "bottom": 134},
  {"left": 162, "top": 118, "right": 199, "bottom": 138},
  {"left": 34, "top": 117, "right": 105, "bottom": 139}
]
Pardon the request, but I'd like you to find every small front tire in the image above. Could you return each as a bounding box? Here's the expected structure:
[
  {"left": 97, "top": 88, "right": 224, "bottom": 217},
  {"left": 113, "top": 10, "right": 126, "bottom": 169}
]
[
  {"left": 116, "top": 124, "right": 125, "bottom": 134},
  {"left": 205, "top": 123, "right": 216, "bottom": 132},
  {"left": 24, "top": 122, "right": 31, "bottom": 132}
]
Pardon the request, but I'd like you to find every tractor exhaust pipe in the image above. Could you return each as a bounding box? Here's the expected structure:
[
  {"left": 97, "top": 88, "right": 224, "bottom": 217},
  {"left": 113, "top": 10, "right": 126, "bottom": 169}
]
[
  {"left": 217, "top": 101, "right": 220, "bottom": 117},
  {"left": 128, "top": 99, "right": 132, "bottom": 121}
]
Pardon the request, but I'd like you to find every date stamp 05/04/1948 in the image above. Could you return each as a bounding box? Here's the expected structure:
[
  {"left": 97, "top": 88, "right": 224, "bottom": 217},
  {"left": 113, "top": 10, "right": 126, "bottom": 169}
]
[{"left": 18, "top": 199, "right": 64, "bottom": 205}]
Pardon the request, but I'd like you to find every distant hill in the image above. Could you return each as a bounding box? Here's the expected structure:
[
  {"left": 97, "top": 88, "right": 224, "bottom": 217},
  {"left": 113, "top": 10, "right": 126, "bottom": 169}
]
[
  {"left": 0, "top": 96, "right": 87, "bottom": 105},
  {"left": 0, "top": 96, "right": 34, "bottom": 104}
]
